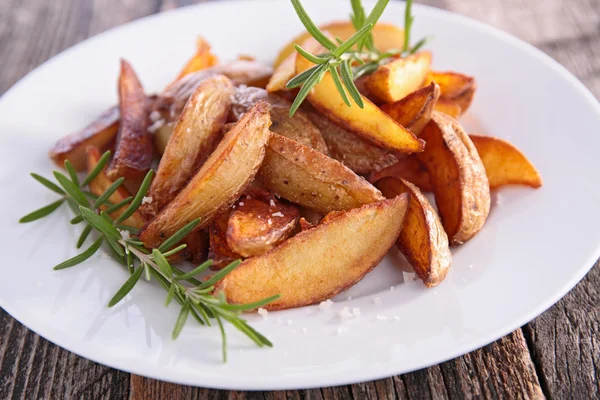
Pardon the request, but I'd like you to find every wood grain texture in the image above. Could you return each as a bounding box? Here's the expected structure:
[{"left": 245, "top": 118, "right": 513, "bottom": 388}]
[{"left": 0, "top": 0, "right": 598, "bottom": 398}]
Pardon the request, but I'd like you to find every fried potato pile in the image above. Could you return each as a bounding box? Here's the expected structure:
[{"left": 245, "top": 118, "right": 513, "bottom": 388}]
[{"left": 49, "top": 27, "right": 542, "bottom": 311}]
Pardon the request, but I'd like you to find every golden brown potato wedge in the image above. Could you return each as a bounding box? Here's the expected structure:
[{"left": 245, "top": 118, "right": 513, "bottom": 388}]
[
  {"left": 416, "top": 112, "right": 490, "bottom": 244},
  {"left": 376, "top": 177, "right": 451, "bottom": 287},
  {"left": 215, "top": 195, "right": 409, "bottom": 310},
  {"left": 106, "top": 60, "right": 153, "bottom": 182},
  {"left": 364, "top": 52, "right": 432, "bottom": 103},
  {"left": 209, "top": 211, "right": 243, "bottom": 270},
  {"left": 266, "top": 52, "right": 295, "bottom": 93},
  {"left": 182, "top": 229, "right": 210, "bottom": 265},
  {"left": 259, "top": 134, "right": 384, "bottom": 214},
  {"left": 302, "top": 105, "right": 398, "bottom": 174},
  {"left": 153, "top": 122, "right": 176, "bottom": 155},
  {"left": 49, "top": 106, "right": 119, "bottom": 171},
  {"left": 368, "top": 156, "right": 432, "bottom": 192},
  {"left": 469, "top": 135, "right": 542, "bottom": 189},
  {"left": 296, "top": 39, "right": 424, "bottom": 154},
  {"left": 273, "top": 21, "right": 405, "bottom": 68},
  {"left": 433, "top": 98, "right": 462, "bottom": 118},
  {"left": 230, "top": 86, "right": 329, "bottom": 153},
  {"left": 425, "top": 71, "right": 476, "bottom": 114},
  {"left": 148, "top": 75, "right": 235, "bottom": 213},
  {"left": 172, "top": 36, "right": 219, "bottom": 83},
  {"left": 140, "top": 101, "right": 271, "bottom": 248},
  {"left": 380, "top": 82, "right": 440, "bottom": 136},
  {"left": 227, "top": 198, "right": 299, "bottom": 257},
  {"left": 86, "top": 146, "right": 146, "bottom": 229}
]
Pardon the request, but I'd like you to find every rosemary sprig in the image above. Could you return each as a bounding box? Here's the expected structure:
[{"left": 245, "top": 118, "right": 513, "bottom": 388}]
[
  {"left": 287, "top": 0, "right": 430, "bottom": 116},
  {"left": 21, "top": 150, "right": 278, "bottom": 362}
]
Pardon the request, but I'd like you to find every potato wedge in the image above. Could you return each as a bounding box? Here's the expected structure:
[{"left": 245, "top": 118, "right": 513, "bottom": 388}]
[
  {"left": 230, "top": 86, "right": 328, "bottom": 153},
  {"left": 375, "top": 177, "right": 451, "bottom": 287},
  {"left": 153, "top": 122, "right": 176, "bottom": 155},
  {"left": 380, "top": 82, "right": 440, "bottom": 135},
  {"left": 364, "top": 52, "right": 432, "bottom": 103},
  {"left": 425, "top": 71, "right": 476, "bottom": 114},
  {"left": 266, "top": 52, "right": 295, "bottom": 93},
  {"left": 416, "top": 112, "right": 490, "bottom": 244},
  {"left": 209, "top": 211, "right": 243, "bottom": 270},
  {"left": 273, "top": 21, "right": 405, "bottom": 68},
  {"left": 215, "top": 195, "right": 409, "bottom": 310},
  {"left": 183, "top": 229, "right": 210, "bottom": 265},
  {"left": 148, "top": 75, "right": 234, "bottom": 213},
  {"left": 140, "top": 101, "right": 271, "bottom": 248},
  {"left": 259, "top": 134, "right": 384, "bottom": 213},
  {"left": 227, "top": 198, "right": 299, "bottom": 257},
  {"left": 106, "top": 60, "right": 153, "bottom": 182},
  {"left": 433, "top": 98, "right": 461, "bottom": 118},
  {"left": 172, "top": 36, "right": 219, "bottom": 83},
  {"left": 469, "top": 135, "right": 542, "bottom": 189},
  {"left": 296, "top": 39, "right": 424, "bottom": 153},
  {"left": 368, "top": 156, "right": 432, "bottom": 192},
  {"left": 302, "top": 105, "right": 398, "bottom": 174},
  {"left": 86, "top": 146, "right": 146, "bottom": 229},
  {"left": 49, "top": 106, "right": 119, "bottom": 171}
]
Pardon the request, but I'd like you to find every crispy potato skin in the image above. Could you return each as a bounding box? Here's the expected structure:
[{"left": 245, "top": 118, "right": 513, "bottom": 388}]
[
  {"left": 209, "top": 212, "right": 243, "bottom": 270},
  {"left": 425, "top": 71, "right": 476, "bottom": 115},
  {"left": 259, "top": 134, "right": 384, "bottom": 213},
  {"left": 149, "top": 75, "right": 235, "bottom": 213},
  {"left": 368, "top": 156, "right": 433, "bottom": 192},
  {"left": 273, "top": 21, "right": 405, "bottom": 68},
  {"left": 172, "top": 36, "right": 219, "bottom": 83},
  {"left": 107, "top": 60, "right": 153, "bottom": 181},
  {"left": 230, "top": 86, "right": 329, "bottom": 154},
  {"left": 215, "top": 195, "right": 410, "bottom": 310},
  {"left": 365, "top": 52, "right": 432, "bottom": 103},
  {"left": 296, "top": 39, "right": 424, "bottom": 154},
  {"left": 49, "top": 106, "right": 120, "bottom": 171},
  {"left": 140, "top": 101, "right": 272, "bottom": 248},
  {"left": 376, "top": 177, "right": 451, "bottom": 287},
  {"left": 302, "top": 105, "right": 398, "bottom": 174},
  {"left": 381, "top": 82, "right": 440, "bottom": 136},
  {"left": 433, "top": 98, "right": 462, "bottom": 118},
  {"left": 227, "top": 198, "right": 299, "bottom": 257},
  {"left": 86, "top": 146, "right": 146, "bottom": 229},
  {"left": 416, "top": 112, "right": 490, "bottom": 244},
  {"left": 469, "top": 135, "right": 542, "bottom": 189}
]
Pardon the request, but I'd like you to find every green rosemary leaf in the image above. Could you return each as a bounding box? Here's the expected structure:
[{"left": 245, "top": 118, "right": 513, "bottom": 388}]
[
  {"left": 341, "top": 60, "right": 364, "bottom": 108},
  {"left": 30, "top": 173, "right": 65, "bottom": 195},
  {"left": 19, "top": 199, "right": 65, "bottom": 223},
  {"left": 329, "top": 65, "right": 351, "bottom": 107},
  {"left": 403, "top": 0, "right": 413, "bottom": 53},
  {"left": 66, "top": 198, "right": 80, "bottom": 215},
  {"left": 364, "top": 0, "right": 390, "bottom": 32},
  {"left": 290, "top": 0, "right": 337, "bottom": 51},
  {"left": 54, "top": 237, "right": 103, "bottom": 270},
  {"left": 190, "top": 306, "right": 207, "bottom": 326},
  {"left": 157, "top": 218, "right": 201, "bottom": 253},
  {"left": 152, "top": 249, "right": 173, "bottom": 278},
  {"left": 174, "top": 260, "right": 212, "bottom": 281},
  {"left": 165, "top": 283, "right": 176, "bottom": 307},
  {"left": 104, "top": 197, "right": 133, "bottom": 215},
  {"left": 350, "top": 0, "right": 366, "bottom": 31},
  {"left": 64, "top": 160, "right": 80, "bottom": 187},
  {"left": 225, "top": 316, "right": 264, "bottom": 347},
  {"left": 106, "top": 236, "right": 125, "bottom": 257},
  {"left": 410, "top": 36, "right": 432, "bottom": 54},
  {"left": 70, "top": 214, "right": 84, "bottom": 225},
  {"left": 107, "top": 266, "right": 144, "bottom": 307},
  {"left": 172, "top": 299, "right": 191, "bottom": 339},
  {"left": 81, "top": 150, "right": 111, "bottom": 186},
  {"left": 125, "top": 239, "right": 144, "bottom": 247},
  {"left": 126, "top": 249, "right": 134, "bottom": 275},
  {"left": 197, "top": 303, "right": 213, "bottom": 324},
  {"left": 107, "top": 240, "right": 126, "bottom": 265},
  {"left": 286, "top": 65, "right": 320, "bottom": 89},
  {"left": 353, "top": 61, "right": 380, "bottom": 80},
  {"left": 161, "top": 244, "right": 187, "bottom": 259},
  {"left": 114, "top": 224, "right": 139, "bottom": 234},
  {"left": 294, "top": 44, "right": 329, "bottom": 64},
  {"left": 238, "top": 319, "right": 273, "bottom": 347},
  {"left": 79, "top": 206, "right": 121, "bottom": 240},
  {"left": 289, "top": 64, "right": 326, "bottom": 117},
  {"left": 76, "top": 225, "right": 93, "bottom": 249},
  {"left": 53, "top": 171, "right": 89, "bottom": 207},
  {"left": 199, "top": 260, "right": 242, "bottom": 289},
  {"left": 215, "top": 313, "right": 227, "bottom": 362},
  {"left": 100, "top": 211, "right": 113, "bottom": 224},
  {"left": 332, "top": 23, "right": 373, "bottom": 58},
  {"left": 172, "top": 266, "right": 202, "bottom": 286},
  {"left": 115, "top": 169, "right": 154, "bottom": 224},
  {"left": 93, "top": 177, "right": 124, "bottom": 209},
  {"left": 220, "top": 294, "right": 281, "bottom": 312}
]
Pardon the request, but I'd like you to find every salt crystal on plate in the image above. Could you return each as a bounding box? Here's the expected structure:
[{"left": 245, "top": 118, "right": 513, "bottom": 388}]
[
  {"left": 338, "top": 307, "right": 353, "bottom": 320},
  {"left": 373, "top": 297, "right": 382, "bottom": 305},
  {"left": 352, "top": 307, "right": 361, "bottom": 317},
  {"left": 319, "top": 299, "right": 334, "bottom": 310},
  {"left": 141, "top": 196, "right": 153, "bottom": 205},
  {"left": 257, "top": 308, "right": 268, "bottom": 318}
]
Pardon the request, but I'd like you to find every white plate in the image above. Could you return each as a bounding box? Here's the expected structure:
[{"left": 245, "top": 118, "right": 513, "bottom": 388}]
[{"left": 1, "top": 0, "right": 599, "bottom": 391}]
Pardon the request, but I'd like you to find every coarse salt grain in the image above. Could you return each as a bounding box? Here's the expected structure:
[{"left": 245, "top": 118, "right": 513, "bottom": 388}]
[
  {"left": 149, "top": 110, "right": 161, "bottom": 122},
  {"left": 35, "top": 280, "right": 43, "bottom": 288},
  {"left": 390, "top": 286, "right": 395, "bottom": 291},
  {"left": 100, "top": 251, "right": 111, "bottom": 260},
  {"left": 267, "top": 218, "right": 273, "bottom": 225},
  {"left": 119, "top": 230, "right": 130, "bottom": 240},
  {"left": 338, "top": 307, "right": 353, "bottom": 320},
  {"left": 141, "top": 196, "right": 153, "bottom": 205},
  {"left": 337, "top": 327, "right": 348, "bottom": 335},
  {"left": 186, "top": 128, "right": 191, "bottom": 133},
  {"left": 272, "top": 212, "right": 284, "bottom": 217},
  {"left": 373, "top": 297, "right": 382, "bottom": 305},
  {"left": 402, "top": 271, "right": 415, "bottom": 282},
  {"left": 376, "top": 315, "right": 388, "bottom": 321},
  {"left": 239, "top": 202, "right": 244, "bottom": 206},
  {"left": 246, "top": 195, "right": 252, "bottom": 199},
  {"left": 269, "top": 199, "right": 276, "bottom": 207},
  {"left": 346, "top": 296, "right": 352, "bottom": 301},
  {"left": 147, "top": 119, "right": 165, "bottom": 133},
  {"left": 352, "top": 307, "right": 361, "bottom": 317},
  {"left": 257, "top": 308, "right": 268, "bottom": 317},
  {"left": 319, "top": 299, "right": 334, "bottom": 310},
  {"left": 287, "top": 319, "right": 293, "bottom": 325},
  {"left": 469, "top": 264, "right": 474, "bottom": 269}
]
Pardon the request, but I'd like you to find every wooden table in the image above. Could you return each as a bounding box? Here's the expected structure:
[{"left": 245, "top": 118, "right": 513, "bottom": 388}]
[{"left": 0, "top": 0, "right": 598, "bottom": 398}]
